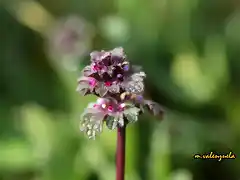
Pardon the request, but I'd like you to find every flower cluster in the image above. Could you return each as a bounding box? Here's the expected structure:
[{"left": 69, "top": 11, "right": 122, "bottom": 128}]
[{"left": 77, "top": 47, "right": 163, "bottom": 139}]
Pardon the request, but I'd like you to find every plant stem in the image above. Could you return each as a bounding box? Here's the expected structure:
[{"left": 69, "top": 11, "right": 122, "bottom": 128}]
[{"left": 116, "top": 125, "right": 126, "bottom": 180}]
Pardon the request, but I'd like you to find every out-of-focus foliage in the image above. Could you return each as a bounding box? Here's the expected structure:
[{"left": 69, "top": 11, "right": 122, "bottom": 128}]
[{"left": 0, "top": 0, "right": 239, "bottom": 180}]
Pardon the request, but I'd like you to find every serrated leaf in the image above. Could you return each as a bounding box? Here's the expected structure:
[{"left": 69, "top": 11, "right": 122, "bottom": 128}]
[
  {"left": 111, "top": 47, "right": 124, "bottom": 57},
  {"left": 124, "top": 80, "right": 144, "bottom": 94},
  {"left": 131, "top": 72, "right": 146, "bottom": 81},
  {"left": 84, "top": 106, "right": 102, "bottom": 114},
  {"left": 111, "top": 47, "right": 125, "bottom": 64},
  {"left": 95, "top": 83, "right": 108, "bottom": 97},
  {"left": 123, "top": 106, "right": 140, "bottom": 123},
  {"left": 80, "top": 110, "right": 105, "bottom": 139},
  {"left": 81, "top": 65, "right": 92, "bottom": 76},
  {"left": 108, "top": 84, "right": 120, "bottom": 93},
  {"left": 78, "top": 88, "right": 88, "bottom": 96},
  {"left": 90, "top": 51, "right": 103, "bottom": 61},
  {"left": 76, "top": 82, "right": 88, "bottom": 91},
  {"left": 105, "top": 116, "right": 118, "bottom": 130},
  {"left": 76, "top": 77, "right": 91, "bottom": 96}
]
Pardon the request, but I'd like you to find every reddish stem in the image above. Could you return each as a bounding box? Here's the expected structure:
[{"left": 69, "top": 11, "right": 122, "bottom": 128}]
[{"left": 116, "top": 125, "right": 126, "bottom": 180}]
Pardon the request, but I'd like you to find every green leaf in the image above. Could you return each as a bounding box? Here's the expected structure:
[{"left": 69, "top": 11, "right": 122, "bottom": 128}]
[
  {"left": 123, "top": 106, "right": 140, "bottom": 123},
  {"left": 105, "top": 116, "right": 118, "bottom": 130},
  {"left": 80, "top": 111, "right": 105, "bottom": 139}
]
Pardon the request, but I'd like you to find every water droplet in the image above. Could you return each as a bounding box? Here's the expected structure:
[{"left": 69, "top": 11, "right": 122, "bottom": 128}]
[
  {"left": 93, "top": 124, "right": 99, "bottom": 129},
  {"left": 87, "top": 130, "right": 92, "bottom": 136},
  {"left": 117, "top": 74, "right": 123, "bottom": 78},
  {"left": 101, "top": 104, "right": 107, "bottom": 109}
]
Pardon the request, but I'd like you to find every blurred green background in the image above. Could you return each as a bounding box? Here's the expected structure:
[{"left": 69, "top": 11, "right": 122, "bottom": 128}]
[{"left": 0, "top": 0, "right": 240, "bottom": 180}]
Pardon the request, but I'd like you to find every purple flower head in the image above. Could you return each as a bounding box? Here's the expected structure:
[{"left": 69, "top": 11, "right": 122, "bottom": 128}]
[{"left": 77, "top": 47, "right": 164, "bottom": 139}]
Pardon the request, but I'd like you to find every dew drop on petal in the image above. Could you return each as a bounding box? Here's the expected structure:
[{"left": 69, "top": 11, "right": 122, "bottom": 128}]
[
  {"left": 119, "top": 103, "right": 125, "bottom": 111},
  {"left": 101, "top": 104, "right": 107, "bottom": 109},
  {"left": 87, "top": 124, "right": 92, "bottom": 129},
  {"left": 92, "top": 130, "right": 96, "bottom": 137},
  {"left": 117, "top": 74, "right": 123, "bottom": 78},
  {"left": 87, "top": 130, "right": 92, "bottom": 136},
  {"left": 97, "top": 98, "right": 105, "bottom": 104},
  {"left": 93, "top": 124, "right": 99, "bottom": 129}
]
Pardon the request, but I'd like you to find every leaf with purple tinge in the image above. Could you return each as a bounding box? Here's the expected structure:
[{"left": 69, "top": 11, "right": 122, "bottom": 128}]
[
  {"left": 95, "top": 83, "right": 108, "bottom": 97},
  {"left": 111, "top": 47, "right": 125, "bottom": 64},
  {"left": 144, "top": 100, "right": 164, "bottom": 119},
  {"left": 122, "top": 80, "right": 145, "bottom": 94},
  {"left": 90, "top": 51, "right": 110, "bottom": 63},
  {"left": 76, "top": 81, "right": 89, "bottom": 95},
  {"left": 98, "top": 66, "right": 108, "bottom": 75},
  {"left": 106, "top": 66, "right": 114, "bottom": 76},
  {"left": 90, "top": 51, "right": 103, "bottom": 62},
  {"left": 78, "top": 88, "right": 89, "bottom": 96},
  {"left": 77, "top": 76, "right": 97, "bottom": 95},
  {"left": 108, "top": 84, "right": 120, "bottom": 94},
  {"left": 106, "top": 113, "right": 125, "bottom": 129},
  {"left": 131, "top": 72, "right": 146, "bottom": 81},
  {"left": 101, "top": 54, "right": 112, "bottom": 66},
  {"left": 82, "top": 65, "right": 93, "bottom": 76},
  {"left": 84, "top": 107, "right": 102, "bottom": 115},
  {"left": 111, "top": 47, "right": 124, "bottom": 57}
]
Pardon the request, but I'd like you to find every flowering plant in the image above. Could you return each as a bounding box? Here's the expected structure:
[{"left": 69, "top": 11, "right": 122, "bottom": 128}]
[{"left": 77, "top": 47, "right": 163, "bottom": 139}]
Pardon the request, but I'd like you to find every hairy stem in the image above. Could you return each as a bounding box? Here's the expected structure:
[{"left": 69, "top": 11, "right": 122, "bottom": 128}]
[{"left": 116, "top": 125, "right": 126, "bottom": 180}]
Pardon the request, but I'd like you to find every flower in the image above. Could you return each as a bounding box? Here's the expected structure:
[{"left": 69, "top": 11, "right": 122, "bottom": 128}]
[
  {"left": 79, "top": 97, "right": 141, "bottom": 139},
  {"left": 77, "top": 47, "right": 164, "bottom": 139}
]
